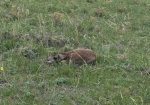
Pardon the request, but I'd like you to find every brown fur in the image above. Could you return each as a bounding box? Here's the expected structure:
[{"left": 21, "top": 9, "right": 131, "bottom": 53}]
[{"left": 46, "top": 48, "right": 96, "bottom": 64}]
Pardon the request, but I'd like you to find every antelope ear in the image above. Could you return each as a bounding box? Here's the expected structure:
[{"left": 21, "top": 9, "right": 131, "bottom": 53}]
[{"left": 58, "top": 54, "right": 67, "bottom": 60}]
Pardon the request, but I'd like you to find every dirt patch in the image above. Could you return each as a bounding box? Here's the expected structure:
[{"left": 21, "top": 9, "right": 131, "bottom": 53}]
[
  {"left": 86, "top": 0, "right": 97, "bottom": 3},
  {"left": 0, "top": 79, "right": 7, "bottom": 85},
  {"left": 93, "top": 7, "right": 105, "bottom": 17},
  {"left": 117, "top": 5, "right": 127, "bottom": 13},
  {"left": 22, "top": 48, "right": 39, "bottom": 59},
  {"left": 50, "top": 12, "right": 64, "bottom": 26}
]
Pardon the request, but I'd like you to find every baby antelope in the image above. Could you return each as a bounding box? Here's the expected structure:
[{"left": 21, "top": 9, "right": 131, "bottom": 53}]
[{"left": 45, "top": 48, "right": 96, "bottom": 64}]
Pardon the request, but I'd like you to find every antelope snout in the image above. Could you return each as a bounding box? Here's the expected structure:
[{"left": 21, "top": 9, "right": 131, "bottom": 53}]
[{"left": 45, "top": 59, "right": 52, "bottom": 64}]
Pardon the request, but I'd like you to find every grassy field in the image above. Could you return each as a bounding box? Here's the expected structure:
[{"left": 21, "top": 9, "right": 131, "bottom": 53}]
[{"left": 1, "top": 0, "right": 150, "bottom": 104}]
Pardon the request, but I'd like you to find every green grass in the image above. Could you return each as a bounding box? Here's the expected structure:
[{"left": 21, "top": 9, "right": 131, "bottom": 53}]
[{"left": 1, "top": 0, "right": 150, "bottom": 104}]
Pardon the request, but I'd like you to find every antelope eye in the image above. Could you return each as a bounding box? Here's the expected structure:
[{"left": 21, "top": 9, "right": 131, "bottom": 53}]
[{"left": 53, "top": 56, "right": 57, "bottom": 60}]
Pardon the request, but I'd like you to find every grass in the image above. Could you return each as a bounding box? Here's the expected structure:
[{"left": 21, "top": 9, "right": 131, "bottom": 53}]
[{"left": 0, "top": 0, "right": 150, "bottom": 104}]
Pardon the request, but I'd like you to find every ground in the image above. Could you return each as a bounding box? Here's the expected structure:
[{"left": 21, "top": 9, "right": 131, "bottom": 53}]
[{"left": 0, "top": 0, "right": 150, "bottom": 105}]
